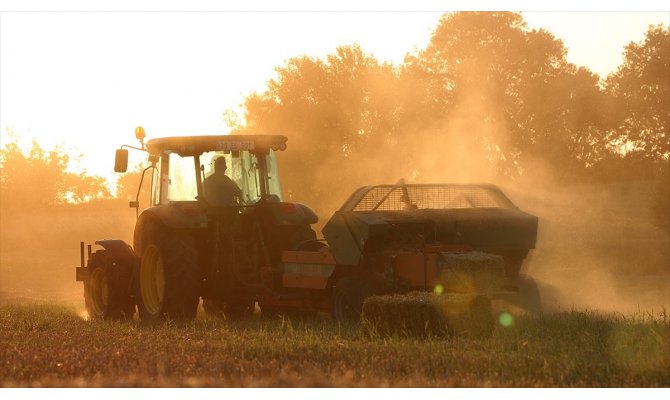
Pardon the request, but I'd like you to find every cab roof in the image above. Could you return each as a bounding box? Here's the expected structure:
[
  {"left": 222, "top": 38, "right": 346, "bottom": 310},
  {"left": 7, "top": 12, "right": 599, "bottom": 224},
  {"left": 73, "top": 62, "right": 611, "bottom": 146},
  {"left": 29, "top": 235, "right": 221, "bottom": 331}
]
[{"left": 146, "top": 135, "right": 288, "bottom": 156}]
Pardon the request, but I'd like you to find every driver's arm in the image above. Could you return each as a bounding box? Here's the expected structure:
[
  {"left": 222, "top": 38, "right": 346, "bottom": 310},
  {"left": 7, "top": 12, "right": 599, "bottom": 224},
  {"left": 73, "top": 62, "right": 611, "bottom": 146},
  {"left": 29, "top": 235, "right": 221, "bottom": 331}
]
[{"left": 233, "top": 181, "right": 243, "bottom": 205}]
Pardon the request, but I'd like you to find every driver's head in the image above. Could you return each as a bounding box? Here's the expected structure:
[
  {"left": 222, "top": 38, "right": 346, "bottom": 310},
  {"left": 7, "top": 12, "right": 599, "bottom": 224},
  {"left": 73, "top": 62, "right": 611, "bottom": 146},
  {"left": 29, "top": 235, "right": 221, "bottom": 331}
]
[{"left": 212, "top": 156, "right": 227, "bottom": 172}]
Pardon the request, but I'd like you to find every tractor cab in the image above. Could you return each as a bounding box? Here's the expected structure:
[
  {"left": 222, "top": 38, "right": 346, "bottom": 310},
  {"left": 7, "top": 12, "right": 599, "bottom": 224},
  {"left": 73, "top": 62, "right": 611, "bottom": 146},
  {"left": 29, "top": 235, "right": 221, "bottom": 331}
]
[
  {"left": 147, "top": 135, "right": 287, "bottom": 208},
  {"left": 113, "top": 131, "right": 318, "bottom": 259},
  {"left": 116, "top": 133, "right": 288, "bottom": 210}
]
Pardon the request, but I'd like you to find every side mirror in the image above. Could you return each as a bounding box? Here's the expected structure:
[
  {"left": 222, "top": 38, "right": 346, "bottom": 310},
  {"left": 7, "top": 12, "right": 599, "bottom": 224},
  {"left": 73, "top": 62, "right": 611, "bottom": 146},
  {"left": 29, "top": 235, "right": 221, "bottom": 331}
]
[{"left": 114, "top": 148, "right": 129, "bottom": 173}]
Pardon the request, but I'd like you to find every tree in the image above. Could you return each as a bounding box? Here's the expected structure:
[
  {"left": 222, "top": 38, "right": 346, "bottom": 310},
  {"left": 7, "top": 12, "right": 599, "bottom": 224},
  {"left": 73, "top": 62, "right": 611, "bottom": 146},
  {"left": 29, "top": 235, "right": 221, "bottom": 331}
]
[
  {"left": 231, "top": 12, "right": 660, "bottom": 216},
  {"left": 595, "top": 25, "right": 670, "bottom": 230},
  {"left": 605, "top": 25, "right": 669, "bottom": 162},
  {"left": 239, "top": 45, "right": 402, "bottom": 213},
  {"left": 651, "top": 161, "right": 670, "bottom": 232},
  {"left": 407, "top": 12, "right": 607, "bottom": 180},
  {"left": 0, "top": 136, "right": 111, "bottom": 210}
]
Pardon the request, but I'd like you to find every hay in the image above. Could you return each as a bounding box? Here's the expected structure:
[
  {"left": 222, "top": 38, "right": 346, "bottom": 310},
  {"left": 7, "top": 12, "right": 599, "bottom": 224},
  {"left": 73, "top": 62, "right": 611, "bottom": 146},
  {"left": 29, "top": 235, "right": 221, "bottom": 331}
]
[{"left": 362, "top": 291, "right": 493, "bottom": 338}]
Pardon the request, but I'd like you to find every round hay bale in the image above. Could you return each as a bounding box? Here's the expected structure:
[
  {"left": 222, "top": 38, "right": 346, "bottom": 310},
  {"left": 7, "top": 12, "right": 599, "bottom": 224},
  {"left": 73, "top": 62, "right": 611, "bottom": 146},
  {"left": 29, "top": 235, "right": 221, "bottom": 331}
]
[{"left": 362, "top": 291, "right": 493, "bottom": 338}]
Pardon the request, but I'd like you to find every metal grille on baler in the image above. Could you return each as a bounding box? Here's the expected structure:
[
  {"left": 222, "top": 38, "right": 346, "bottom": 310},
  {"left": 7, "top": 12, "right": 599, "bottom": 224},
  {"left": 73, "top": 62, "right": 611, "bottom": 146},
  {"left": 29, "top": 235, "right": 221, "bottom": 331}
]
[{"left": 352, "top": 185, "right": 510, "bottom": 211}]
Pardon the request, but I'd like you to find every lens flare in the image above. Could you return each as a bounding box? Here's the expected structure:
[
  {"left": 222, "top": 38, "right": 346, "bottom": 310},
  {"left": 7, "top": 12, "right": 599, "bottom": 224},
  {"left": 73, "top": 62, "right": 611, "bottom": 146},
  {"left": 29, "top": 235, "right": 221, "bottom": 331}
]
[
  {"left": 433, "top": 284, "right": 444, "bottom": 295},
  {"left": 498, "top": 312, "right": 514, "bottom": 327}
]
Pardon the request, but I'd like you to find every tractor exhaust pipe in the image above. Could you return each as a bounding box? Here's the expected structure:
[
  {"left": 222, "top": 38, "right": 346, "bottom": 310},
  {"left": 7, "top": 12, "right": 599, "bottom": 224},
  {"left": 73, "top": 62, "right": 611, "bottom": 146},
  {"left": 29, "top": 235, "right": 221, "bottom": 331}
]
[
  {"left": 80, "top": 241, "right": 85, "bottom": 268},
  {"left": 76, "top": 241, "right": 87, "bottom": 282}
]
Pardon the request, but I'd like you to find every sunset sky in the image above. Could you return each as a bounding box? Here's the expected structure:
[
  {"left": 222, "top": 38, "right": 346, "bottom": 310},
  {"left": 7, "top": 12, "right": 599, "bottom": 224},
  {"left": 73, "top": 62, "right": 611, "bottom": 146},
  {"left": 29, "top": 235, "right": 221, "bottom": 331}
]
[{"left": 1, "top": 2, "right": 668, "bottom": 185}]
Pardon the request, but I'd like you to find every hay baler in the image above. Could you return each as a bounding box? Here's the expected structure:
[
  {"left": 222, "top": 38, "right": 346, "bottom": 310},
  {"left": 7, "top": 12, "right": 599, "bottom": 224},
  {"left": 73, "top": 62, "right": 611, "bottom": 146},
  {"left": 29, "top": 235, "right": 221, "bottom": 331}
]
[{"left": 280, "top": 183, "right": 539, "bottom": 320}]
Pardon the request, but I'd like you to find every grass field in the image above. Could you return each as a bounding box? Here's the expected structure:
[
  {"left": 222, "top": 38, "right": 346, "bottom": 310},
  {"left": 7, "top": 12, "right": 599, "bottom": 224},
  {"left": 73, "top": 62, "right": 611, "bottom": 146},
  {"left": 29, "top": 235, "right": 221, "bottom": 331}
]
[{"left": 1, "top": 302, "right": 668, "bottom": 388}]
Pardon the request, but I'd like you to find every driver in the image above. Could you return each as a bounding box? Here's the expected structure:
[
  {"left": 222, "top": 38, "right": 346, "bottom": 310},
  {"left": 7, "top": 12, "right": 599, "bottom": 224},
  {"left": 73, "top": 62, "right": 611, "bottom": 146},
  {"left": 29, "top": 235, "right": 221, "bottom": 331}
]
[{"left": 203, "top": 156, "right": 242, "bottom": 206}]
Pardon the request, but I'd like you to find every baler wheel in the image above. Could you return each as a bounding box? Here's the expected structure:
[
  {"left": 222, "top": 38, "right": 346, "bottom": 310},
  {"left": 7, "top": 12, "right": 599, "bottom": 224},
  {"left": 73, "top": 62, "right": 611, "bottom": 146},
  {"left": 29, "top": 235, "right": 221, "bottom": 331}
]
[
  {"left": 495, "top": 275, "right": 542, "bottom": 315},
  {"left": 517, "top": 275, "right": 542, "bottom": 314},
  {"left": 332, "top": 276, "right": 375, "bottom": 322}
]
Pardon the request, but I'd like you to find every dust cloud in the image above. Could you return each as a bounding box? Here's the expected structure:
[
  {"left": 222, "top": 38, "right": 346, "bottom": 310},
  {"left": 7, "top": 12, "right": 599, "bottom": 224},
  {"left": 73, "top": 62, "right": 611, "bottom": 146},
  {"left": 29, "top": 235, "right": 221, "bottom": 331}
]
[
  {"left": 507, "top": 174, "right": 670, "bottom": 314},
  {"left": 0, "top": 201, "right": 136, "bottom": 308},
  {"left": 296, "top": 80, "right": 669, "bottom": 315},
  {"left": 1, "top": 151, "right": 667, "bottom": 315},
  {"left": 2, "top": 84, "right": 667, "bottom": 316}
]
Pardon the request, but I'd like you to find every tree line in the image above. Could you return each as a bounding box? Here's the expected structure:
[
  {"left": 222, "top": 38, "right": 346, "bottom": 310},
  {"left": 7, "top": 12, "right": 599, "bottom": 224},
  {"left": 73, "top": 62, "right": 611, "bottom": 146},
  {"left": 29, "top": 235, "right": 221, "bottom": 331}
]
[
  {"left": 229, "top": 12, "right": 669, "bottom": 228},
  {"left": 1, "top": 12, "right": 668, "bottom": 228}
]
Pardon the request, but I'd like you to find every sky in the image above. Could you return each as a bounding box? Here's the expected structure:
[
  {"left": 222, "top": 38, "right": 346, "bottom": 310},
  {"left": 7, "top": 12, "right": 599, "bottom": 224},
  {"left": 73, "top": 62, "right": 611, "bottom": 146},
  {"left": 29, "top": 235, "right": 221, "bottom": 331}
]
[{"left": 1, "top": 3, "right": 668, "bottom": 185}]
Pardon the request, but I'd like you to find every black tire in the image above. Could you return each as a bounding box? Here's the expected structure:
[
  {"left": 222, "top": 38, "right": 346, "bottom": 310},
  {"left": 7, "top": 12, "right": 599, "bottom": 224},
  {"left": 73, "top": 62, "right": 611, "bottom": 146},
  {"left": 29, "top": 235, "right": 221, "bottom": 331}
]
[
  {"left": 332, "top": 275, "right": 376, "bottom": 322},
  {"left": 84, "top": 250, "right": 135, "bottom": 320},
  {"left": 495, "top": 275, "right": 542, "bottom": 315},
  {"left": 517, "top": 275, "right": 542, "bottom": 315},
  {"left": 134, "top": 223, "right": 201, "bottom": 321},
  {"left": 202, "top": 298, "right": 255, "bottom": 320}
]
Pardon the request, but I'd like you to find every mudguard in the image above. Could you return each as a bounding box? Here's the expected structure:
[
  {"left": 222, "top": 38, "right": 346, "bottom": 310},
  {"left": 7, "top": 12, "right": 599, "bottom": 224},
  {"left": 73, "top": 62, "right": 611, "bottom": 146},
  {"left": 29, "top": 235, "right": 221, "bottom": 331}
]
[
  {"left": 75, "top": 239, "right": 137, "bottom": 282},
  {"left": 94, "top": 239, "right": 136, "bottom": 259},
  {"left": 133, "top": 205, "right": 208, "bottom": 254},
  {"left": 262, "top": 202, "right": 319, "bottom": 226}
]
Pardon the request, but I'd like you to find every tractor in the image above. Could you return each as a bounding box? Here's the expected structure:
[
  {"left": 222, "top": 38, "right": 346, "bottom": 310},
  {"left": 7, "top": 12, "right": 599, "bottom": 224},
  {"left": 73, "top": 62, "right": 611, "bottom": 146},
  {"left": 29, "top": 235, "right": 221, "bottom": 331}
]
[
  {"left": 76, "top": 128, "right": 539, "bottom": 322},
  {"left": 76, "top": 128, "right": 322, "bottom": 320}
]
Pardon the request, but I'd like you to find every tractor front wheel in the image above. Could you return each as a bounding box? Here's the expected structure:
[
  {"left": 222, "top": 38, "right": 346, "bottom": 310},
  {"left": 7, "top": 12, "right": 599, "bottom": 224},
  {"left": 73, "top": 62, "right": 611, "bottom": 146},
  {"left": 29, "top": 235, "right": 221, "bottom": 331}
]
[{"left": 84, "top": 250, "right": 135, "bottom": 320}]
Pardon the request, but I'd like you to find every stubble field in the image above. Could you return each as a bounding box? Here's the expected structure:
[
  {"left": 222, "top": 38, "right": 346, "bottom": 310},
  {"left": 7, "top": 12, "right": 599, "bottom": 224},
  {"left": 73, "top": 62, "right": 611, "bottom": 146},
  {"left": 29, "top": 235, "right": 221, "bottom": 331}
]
[{"left": 1, "top": 302, "right": 668, "bottom": 387}]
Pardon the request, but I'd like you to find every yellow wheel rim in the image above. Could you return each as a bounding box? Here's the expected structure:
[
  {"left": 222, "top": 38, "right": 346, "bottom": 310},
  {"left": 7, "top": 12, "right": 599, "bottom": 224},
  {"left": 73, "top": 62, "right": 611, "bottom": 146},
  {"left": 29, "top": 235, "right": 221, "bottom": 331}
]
[
  {"left": 140, "top": 245, "right": 165, "bottom": 315},
  {"left": 90, "top": 267, "right": 109, "bottom": 316}
]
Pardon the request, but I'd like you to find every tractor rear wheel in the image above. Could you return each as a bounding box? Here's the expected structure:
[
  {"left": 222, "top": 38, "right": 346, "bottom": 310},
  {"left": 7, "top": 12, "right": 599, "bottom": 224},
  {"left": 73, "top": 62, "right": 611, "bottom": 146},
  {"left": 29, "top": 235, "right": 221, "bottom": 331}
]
[
  {"left": 332, "top": 275, "right": 376, "bottom": 322},
  {"left": 135, "top": 225, "right": 200, "bottom": 321},
  {"left": 84, "top": 250, "right": 135, "bottom": 320}
]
